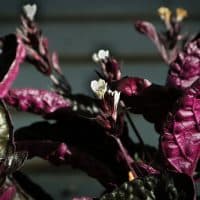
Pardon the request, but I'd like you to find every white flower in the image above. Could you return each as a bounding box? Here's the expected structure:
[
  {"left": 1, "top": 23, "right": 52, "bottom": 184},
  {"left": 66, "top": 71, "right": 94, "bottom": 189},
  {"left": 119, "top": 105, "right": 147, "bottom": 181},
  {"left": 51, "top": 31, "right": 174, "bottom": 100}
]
[
  {"left": 92, "top": 49, "right": 109, "bottom": 62},
  {"left": 108, "top": 90, "right": 121, "bottom": 121},
  {"left": 108, "top": 90, "right": 120, "bottom": 111},
  {"left": 90, "top": 79, "right": 107, "bottom": 99},
  {"left": 23, "top": 4, "right": 37, "bottom": 21}
]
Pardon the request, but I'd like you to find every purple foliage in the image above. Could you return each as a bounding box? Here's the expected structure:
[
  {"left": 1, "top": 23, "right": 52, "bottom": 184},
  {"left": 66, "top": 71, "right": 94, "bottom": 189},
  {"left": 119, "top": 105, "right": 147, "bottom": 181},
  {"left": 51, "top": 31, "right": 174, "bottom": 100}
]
[
  {"left": 114, "top": 77, "right": 152, "bottom": 96},
  {"left": 161, "top": 78, "right": 200, "bottom": 176},
  {"left": 114, "top": 77, "right": 181, "bottom": 131},
  {"left": 4, "top": 88, "right": 71, "bottom": 116},
  {"left": 0, "top": 4, "right": 198, "bottom": 200},
  {"left": 167, "top": 34, "right": 200, "bottom": 90}
]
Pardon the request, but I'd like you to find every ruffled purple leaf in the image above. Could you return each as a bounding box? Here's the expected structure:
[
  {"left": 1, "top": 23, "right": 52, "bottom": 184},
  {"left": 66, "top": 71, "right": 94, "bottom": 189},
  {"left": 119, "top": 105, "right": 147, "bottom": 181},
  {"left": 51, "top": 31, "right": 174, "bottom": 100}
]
[
  {"left": 167, "top": 34, "right": 200, "bottom": 90},
  {"left": 114, "top": 77, "right": 152, "bottom": 96},
  {"left": 0, "top": 35, "right": 26, "bottom": 98},
  {"left": 4, "top": 89, "right": 100, "bottom": 120},
  {"left": 4, "top": 88, "right": 71, "bottom": 116},
  {"left": 160, "top": 78, "right": 200, "bottom": 176},
  {"left": 113, "top": 77, "right": 181, "bottom": 131}
]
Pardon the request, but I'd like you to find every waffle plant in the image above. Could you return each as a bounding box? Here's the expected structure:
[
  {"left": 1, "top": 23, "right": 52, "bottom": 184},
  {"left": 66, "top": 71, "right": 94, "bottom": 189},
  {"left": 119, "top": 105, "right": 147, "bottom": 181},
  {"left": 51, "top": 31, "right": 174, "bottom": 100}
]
[{"left": 0, "top": 4, "right": 199, "bottom": 200}]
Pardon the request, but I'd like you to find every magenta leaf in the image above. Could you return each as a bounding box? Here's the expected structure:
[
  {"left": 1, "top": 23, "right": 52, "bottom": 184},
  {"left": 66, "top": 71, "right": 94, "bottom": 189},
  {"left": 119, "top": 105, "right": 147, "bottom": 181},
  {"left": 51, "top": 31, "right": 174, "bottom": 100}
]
[
  {"left": 4, "top": 88, "right": 71, "bottom": 116},
  {"left": 114, "top": 77, "right": 181, "bottom": 131},
  {"left": 160, "top": 78, "right": 200, "bottom": 176},
  {"left": 167, "top": 34, "right": 200, "bottom": 90},
  {"left": 14, "top": 119, "right": 129, "bottom": 189},
  {"left": 0, "top": 35, "right": 26, "bottom": 98},
  {"left": 14, "top": 113, "right": 158, "bottom": 190},
  {"left": 114, "top": 77, "right": 152, "bottom": 96}
]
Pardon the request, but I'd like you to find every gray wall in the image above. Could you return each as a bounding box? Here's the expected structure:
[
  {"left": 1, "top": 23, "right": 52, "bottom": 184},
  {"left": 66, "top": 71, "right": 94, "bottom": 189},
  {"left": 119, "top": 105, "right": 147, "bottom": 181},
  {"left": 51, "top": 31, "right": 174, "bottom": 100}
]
[{"left": 0, "top": 1, "right": 199, "bottom": 199}]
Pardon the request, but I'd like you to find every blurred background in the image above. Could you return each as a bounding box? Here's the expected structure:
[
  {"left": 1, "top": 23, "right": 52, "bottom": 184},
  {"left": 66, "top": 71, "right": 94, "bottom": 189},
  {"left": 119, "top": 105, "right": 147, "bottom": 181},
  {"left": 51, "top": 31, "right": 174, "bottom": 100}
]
[{"left": 0, "top": 0, "right": 199, "bottom": 199}]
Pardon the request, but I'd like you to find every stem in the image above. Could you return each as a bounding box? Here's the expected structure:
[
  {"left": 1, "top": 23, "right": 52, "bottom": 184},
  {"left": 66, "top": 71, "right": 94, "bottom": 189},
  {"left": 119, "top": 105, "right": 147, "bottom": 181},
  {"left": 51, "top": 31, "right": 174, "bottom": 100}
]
[
  {"left": 114, "top": 137, "right": 137, "bottom": 178},
  {"left": 126, "top": 112, "right": 144, "bottom": 146}
]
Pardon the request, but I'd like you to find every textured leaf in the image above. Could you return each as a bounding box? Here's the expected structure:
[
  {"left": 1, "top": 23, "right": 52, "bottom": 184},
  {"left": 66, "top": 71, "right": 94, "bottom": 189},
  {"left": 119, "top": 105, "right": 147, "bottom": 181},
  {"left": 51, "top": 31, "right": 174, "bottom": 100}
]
[
  {"left": 167, "top": 34, "right": 200, "bottom": 90},
  {"left": 4, "top": 88, "right": 71, "bottom": 116},
  {"left": 14, "top": 118, "right": 128, "bottom": 189},
  {"left": 14, "top": 113, "right": 157, "bottom": 190},
  {"left": 114, "top": 77, "right": 181, "bottom": 131},
  {"left": 160, "top": 78, "right": 200, "bottom": 176}
]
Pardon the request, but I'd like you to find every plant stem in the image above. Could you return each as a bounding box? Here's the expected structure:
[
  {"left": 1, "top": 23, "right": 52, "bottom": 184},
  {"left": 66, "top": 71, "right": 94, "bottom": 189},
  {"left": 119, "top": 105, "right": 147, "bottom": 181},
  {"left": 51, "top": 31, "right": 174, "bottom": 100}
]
[
  {"left": 126, "top": 112, "right": 144, "bottom": 146},
  {"left": 114, "top": 137, "right": 137, "bottom": 179}
]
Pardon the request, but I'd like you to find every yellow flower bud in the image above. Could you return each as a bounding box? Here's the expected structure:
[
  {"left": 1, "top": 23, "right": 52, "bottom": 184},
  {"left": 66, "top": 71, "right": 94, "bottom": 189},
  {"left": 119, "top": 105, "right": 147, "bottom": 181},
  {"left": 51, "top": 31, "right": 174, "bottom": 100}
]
[
  {"left": 176, "top": 8, "right": 188, "bottom": 22},
  {"left": 128, "top": 171, "right": 135, "bottom": 181},
  {"left": 158, "top": 7, "right": 172, "bottom": 23}
]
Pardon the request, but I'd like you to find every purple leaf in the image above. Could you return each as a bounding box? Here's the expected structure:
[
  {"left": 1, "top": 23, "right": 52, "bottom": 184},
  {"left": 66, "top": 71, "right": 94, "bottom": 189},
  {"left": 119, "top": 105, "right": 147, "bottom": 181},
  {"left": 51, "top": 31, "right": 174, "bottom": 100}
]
[
  {"left": 167, "top": 34, "right": 200, "bottom": 90},
  {"left": 14, "top": 119, "right": 127, "bottom": 189},
  {"left": 160, "top": 78, "right": 200, "bottom": 176},
  {"left": 114, "top": 77, "right": 181, "bottom": 131},
  {"left": 0, "top": 35, "right": 26, "bottom": 98},
  {"left": 114, "top": 77, "right": 152, "bottom": 96},
  {"left": 4, "top": 88, "right": 71, "bottom": 116},
  {"left": 14, "top": 114, "right": 158, "bottom": 189}
]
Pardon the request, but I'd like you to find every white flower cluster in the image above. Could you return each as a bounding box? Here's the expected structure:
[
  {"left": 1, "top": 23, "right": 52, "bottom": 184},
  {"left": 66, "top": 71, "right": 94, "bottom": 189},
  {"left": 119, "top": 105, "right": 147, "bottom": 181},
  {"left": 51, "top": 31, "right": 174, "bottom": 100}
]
[
  {"left": 90, "top": 79, "right": 121, "bottom": 121},
  {"left": 92, "top": 49, "right": 109, "bottom": 63}
]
